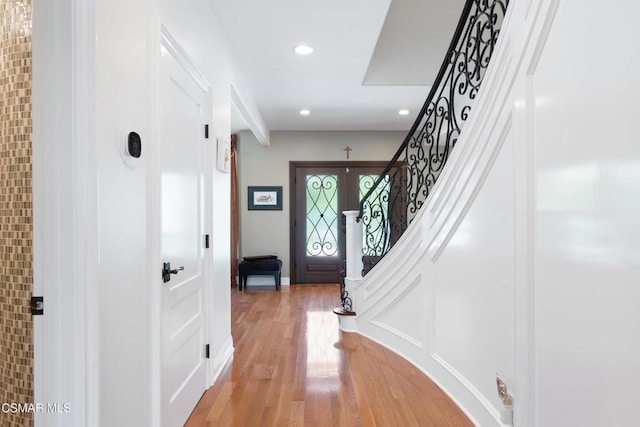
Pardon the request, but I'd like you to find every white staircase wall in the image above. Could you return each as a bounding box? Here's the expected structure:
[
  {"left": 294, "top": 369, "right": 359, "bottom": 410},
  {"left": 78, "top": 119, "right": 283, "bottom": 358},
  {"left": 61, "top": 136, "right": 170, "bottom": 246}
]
[{"left": 351, "top": 1, "right": 640, "bottom": 426}]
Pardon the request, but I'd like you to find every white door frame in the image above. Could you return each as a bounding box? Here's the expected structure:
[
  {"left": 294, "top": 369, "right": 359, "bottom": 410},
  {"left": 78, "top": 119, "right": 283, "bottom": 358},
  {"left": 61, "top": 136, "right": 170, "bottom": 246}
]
[
  {"left": 32, "top": 0, "right": 99, "bottom": 426},
  {"left": 148, "top": 24, "right": 215, "bottom": 426}
]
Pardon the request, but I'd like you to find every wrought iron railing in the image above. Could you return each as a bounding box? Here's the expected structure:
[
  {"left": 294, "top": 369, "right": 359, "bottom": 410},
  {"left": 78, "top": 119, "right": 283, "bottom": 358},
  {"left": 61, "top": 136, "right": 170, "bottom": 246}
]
[
  {"left": 357, "top": 0, "right": 509, "bottom": 275},
  {"left": 338, "top": 266, "right": 353, "bottom": 313}
]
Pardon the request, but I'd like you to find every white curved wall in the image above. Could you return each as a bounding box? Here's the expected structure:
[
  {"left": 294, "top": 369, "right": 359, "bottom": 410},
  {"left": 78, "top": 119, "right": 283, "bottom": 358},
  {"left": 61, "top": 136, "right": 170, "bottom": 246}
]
[{"left": 350, "top": 1, "right": 640, "bottom": 426}]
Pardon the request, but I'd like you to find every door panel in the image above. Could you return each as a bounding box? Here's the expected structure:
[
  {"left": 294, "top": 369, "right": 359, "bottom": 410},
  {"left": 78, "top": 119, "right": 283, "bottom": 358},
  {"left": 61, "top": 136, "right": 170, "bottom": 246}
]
[
  {"left": 160, "top": 42, "right": 208, "bottom": 427},
  {"left": 295, "top": 168, "right": 346, "bottom": 283}
]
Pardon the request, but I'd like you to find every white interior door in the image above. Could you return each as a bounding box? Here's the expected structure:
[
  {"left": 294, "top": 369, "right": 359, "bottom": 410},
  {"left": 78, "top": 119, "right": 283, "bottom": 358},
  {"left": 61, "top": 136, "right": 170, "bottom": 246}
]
[{"left": 159, "top": 39, "right": 209, "bottom": 427}]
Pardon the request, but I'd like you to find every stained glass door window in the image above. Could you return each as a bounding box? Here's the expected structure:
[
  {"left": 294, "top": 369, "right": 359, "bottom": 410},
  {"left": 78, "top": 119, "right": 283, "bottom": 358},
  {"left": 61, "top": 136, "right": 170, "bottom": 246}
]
[{"left": 305, "top": 174, "right": 339, "bottom": 257}]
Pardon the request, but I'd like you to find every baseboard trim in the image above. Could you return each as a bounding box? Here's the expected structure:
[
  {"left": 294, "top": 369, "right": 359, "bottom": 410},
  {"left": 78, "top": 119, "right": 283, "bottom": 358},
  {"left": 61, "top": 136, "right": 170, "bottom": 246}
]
[{"left": 210, "top": 336, "right": 234, "bottom": 386}]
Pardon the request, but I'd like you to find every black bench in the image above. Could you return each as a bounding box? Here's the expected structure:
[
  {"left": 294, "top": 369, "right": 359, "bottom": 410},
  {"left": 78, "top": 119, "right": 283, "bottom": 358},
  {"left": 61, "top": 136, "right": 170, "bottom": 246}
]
[{"left": 238, "top": 256, "right": 282, "bottom": 291}]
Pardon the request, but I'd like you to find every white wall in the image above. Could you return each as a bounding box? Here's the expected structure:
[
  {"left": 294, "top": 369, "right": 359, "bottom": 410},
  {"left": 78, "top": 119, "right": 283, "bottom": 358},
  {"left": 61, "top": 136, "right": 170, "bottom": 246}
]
[
  {"left": 237, "top": 130, "right": 403, "bottom": 282},
  {"left": 348, "top": 1, "right": 640, "bottom": 426},
  {"left": 94, "top": 1, "right": 150, "bottom": 424},
  {"left": 34, "top": 0, "right": 267, "bottom": 425},
  {"left": 532, "top": 2, "right": 640, "bottom": 425}
]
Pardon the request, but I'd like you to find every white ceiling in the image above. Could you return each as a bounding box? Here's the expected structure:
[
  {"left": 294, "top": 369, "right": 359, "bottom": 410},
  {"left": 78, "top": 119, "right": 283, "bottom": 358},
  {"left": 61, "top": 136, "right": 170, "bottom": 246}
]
[{"left": 210, "top": 0, "right": 465, "bottom": 133}]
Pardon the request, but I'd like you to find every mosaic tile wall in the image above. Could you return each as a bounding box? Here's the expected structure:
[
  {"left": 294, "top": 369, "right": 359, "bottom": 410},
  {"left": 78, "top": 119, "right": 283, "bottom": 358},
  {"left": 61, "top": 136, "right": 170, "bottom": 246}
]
[{"left": 0, "top": 0, "right": 33, "bottom": 426}]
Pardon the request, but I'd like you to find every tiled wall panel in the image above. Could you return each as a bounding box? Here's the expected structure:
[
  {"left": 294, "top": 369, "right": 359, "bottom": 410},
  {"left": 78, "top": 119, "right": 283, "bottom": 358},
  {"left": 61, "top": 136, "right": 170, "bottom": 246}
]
[{"left": 0, "top": 0, "right": 33, "bottom": 425}]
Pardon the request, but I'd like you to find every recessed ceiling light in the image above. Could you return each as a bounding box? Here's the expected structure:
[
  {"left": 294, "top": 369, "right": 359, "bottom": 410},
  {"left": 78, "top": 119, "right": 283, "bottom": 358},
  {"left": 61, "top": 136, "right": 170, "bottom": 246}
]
[
  {"left": 294, "top": 44, "right": 314, "bottom": 55},
  {"left": 398, "top": 109, "right": 410, "bottom": 116},
  {"left": 299, "top": 109, "right": 310, "bottom": 116}
]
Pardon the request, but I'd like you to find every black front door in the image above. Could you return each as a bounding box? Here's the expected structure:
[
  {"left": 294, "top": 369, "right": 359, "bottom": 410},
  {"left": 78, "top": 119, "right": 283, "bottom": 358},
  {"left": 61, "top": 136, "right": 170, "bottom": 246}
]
[{"left": 290, "top": 162, "right": 389, "bottom": 284}]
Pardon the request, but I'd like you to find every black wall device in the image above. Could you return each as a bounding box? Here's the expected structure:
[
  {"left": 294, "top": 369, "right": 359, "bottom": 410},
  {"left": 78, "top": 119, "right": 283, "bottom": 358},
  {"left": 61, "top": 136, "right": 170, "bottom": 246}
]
[{"left": 127, "top": 131, "right": 142, "bottom": 158}]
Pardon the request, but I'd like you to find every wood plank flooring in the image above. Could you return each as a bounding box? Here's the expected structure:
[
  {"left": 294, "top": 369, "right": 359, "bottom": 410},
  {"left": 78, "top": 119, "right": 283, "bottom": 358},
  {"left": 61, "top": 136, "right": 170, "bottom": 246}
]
[{"left": 185, "top": 284, "right": 473, "bottom": 426}]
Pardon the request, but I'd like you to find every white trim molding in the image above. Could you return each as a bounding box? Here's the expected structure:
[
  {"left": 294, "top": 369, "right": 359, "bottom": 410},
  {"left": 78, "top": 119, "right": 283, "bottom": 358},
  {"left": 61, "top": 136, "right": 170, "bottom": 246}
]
[{"left": 32, "top": 0, "right": 98, "bottom": 425}]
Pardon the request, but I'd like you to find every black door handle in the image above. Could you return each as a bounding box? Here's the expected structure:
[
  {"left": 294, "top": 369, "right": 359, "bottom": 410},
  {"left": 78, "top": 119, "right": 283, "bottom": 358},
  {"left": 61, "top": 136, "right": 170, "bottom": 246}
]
[{"left": 162, "top": 262, "right": 184, "bottom": 283}]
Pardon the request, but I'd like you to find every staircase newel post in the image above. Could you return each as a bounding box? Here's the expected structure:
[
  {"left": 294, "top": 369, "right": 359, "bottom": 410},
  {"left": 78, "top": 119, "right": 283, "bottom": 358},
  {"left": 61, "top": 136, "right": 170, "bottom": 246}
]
[
  {"left": 334, "top": 210, "right": 362, "bottom": 332},
  {"left": 344, "top": 210, "right": 364, "bottom": 281}
]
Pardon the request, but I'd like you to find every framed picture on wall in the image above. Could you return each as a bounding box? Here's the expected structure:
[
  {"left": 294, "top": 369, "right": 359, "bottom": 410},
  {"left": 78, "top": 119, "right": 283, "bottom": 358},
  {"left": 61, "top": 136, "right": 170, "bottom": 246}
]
[
  {"left": 216, "top": 137, "right": 230, "bottom": 173},
  {"left": 248, "top": 186, "right": 283, "bottom": 210}
]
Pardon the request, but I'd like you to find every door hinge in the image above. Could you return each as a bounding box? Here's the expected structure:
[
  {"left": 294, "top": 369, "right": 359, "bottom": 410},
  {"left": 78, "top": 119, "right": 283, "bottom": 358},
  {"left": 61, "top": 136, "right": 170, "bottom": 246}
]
[
  {"left": 30, "top": 296, "right": 44, "bottom": 316},
  {"left": 205, "top": 344, "right": 210, "bottom": 359},
  {"left": 204, "top": 124, "right": 209, "bottom": 139},
  {"left": 204, "top": 234, "right": 210, "bottom": 249}
]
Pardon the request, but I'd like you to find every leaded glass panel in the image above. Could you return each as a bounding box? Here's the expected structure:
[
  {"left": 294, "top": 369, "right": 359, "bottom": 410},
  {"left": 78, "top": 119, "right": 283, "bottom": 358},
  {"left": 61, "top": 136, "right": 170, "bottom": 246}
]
[{"left": 306, "top": 174, "right": 338, "bottom": 257}]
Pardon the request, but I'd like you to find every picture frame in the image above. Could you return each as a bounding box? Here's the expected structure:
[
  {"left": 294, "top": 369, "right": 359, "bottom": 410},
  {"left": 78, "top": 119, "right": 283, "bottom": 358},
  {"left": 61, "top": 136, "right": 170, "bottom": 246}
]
[
  {"left": 248, "top": 186, "right": 283, "bottom": 210},
  {"left": 216, "top": 137, "right": 230, "bottom": 173}
]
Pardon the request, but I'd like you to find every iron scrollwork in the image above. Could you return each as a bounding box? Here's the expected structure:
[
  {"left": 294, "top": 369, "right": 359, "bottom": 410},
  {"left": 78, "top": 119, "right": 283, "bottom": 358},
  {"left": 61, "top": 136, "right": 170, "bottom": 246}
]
[
  {"left": 306, "top": 174, "right": 339, "bottom": 257},
  {"left": 358, "top": 0, "right": 510, "bottom": 275},
  {"left": 339, "top": 266, "right": 353, "bottom": 313}
]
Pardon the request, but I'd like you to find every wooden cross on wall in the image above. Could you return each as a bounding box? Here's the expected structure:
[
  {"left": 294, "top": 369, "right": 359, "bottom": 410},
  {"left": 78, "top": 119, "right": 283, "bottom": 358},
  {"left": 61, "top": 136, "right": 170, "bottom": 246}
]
[{"left": 343, "top": 146, "right": 352, "bottom": 159}]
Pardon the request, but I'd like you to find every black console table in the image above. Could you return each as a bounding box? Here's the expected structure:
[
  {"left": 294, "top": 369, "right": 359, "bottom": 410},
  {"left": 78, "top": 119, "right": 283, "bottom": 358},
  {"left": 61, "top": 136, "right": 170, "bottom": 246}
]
[{"left": 238, "top": 256, "right": 282, "bottom": 291}]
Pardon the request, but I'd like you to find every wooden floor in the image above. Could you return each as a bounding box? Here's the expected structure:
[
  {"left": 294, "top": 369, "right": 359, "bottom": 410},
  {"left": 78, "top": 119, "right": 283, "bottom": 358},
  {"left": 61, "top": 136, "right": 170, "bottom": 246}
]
[{"left": 185, "top": 284, "right": 473, "bottom": 426}]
